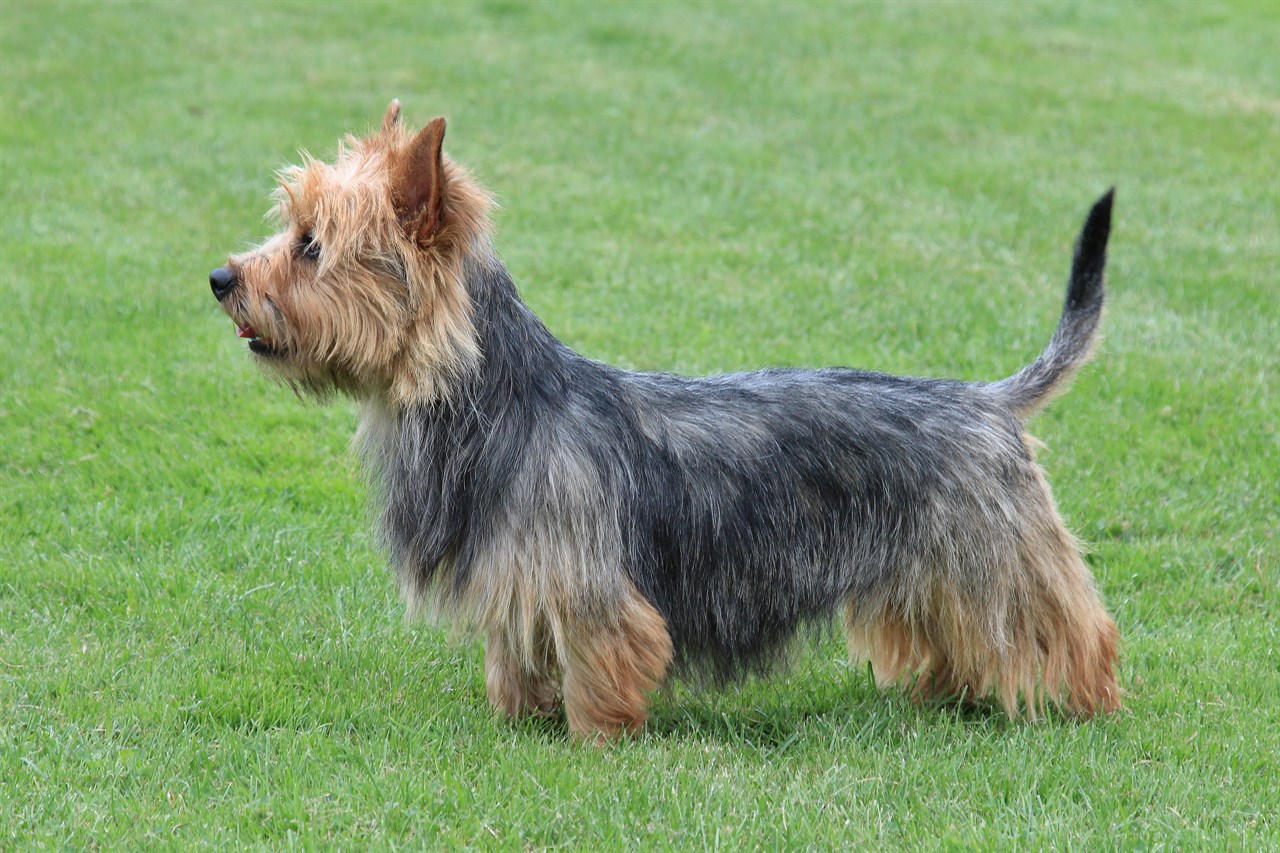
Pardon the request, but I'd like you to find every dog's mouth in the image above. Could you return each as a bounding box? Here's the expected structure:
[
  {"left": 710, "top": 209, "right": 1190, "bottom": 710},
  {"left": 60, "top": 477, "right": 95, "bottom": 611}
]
[{"left": 236, "top": 322, "right": 284, "bottom": 357}]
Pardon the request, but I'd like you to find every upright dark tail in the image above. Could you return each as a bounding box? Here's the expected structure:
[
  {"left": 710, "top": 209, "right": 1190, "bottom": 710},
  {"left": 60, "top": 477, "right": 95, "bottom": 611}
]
[{"left": 991, "top": 189, "right": 1114, "bottom": 419}]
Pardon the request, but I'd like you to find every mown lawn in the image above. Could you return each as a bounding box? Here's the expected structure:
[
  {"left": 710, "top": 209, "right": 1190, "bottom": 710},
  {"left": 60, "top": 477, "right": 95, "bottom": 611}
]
[{"left": 2, "top": 1, "right": 1276, "bottom": 848}]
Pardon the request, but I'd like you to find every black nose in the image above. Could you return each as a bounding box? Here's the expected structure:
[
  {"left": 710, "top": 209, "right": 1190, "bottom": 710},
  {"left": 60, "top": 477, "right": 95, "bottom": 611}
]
[{"left": 210, "top": 266, "right": 238, "bottom": 301}]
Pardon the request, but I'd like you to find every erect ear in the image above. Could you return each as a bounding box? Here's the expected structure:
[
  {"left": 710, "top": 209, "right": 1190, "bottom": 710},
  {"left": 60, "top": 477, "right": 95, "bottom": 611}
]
[
  {"left": 393, "top": 116, "right": 447, "bottom": 245},
  {"left": 381, "top": 99, "right": 402, "bottom": 134}
]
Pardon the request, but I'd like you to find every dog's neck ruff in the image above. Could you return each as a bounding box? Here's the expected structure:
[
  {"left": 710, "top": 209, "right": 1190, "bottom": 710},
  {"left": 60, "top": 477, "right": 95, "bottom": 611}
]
[{"left": 357, "top": 242, "right": 580, "bottom": 605}]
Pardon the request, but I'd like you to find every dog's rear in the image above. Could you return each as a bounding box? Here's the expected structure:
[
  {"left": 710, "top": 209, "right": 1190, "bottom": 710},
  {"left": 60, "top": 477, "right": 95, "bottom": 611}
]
[{"left": 846, "top": 191, "right": 1120, "bottom": 718}]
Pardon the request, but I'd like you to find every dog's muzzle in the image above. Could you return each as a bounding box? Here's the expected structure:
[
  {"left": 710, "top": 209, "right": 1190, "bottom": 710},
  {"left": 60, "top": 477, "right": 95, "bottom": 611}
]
[{"left": 210, "top": 266, "right": 238, "bottom": 302}]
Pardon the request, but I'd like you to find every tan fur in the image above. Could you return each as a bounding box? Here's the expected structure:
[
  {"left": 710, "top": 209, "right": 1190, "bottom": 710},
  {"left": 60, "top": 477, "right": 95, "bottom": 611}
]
[
  {"left": 845, "top": 456, "right": 1120, "bottom": 719},
  {"left": 559, "top": 592, "right": 674, "bottom": 741},
  {"left": 219, "top": 105, "right": 492, "bottom": 404},
  {"left": 471, "top": 544, "right": 674, "bottom": 740},
  {"left": 480, "top": 581, "right": 674, "bottom": 741}
]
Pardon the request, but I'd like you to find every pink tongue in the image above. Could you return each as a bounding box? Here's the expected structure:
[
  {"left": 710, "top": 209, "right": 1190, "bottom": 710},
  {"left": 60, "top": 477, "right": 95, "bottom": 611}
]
[{"left": 236, "top": 323, "right": 257, "bottom": 339}]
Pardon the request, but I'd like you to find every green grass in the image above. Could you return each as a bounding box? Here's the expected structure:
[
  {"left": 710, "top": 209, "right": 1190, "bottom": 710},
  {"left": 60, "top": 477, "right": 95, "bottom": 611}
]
[{"left": 2, "top": 0, "right": 1277, "bottom": 848}]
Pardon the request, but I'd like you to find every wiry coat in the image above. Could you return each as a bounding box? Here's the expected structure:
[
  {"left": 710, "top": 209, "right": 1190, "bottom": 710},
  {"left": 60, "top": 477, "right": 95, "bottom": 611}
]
[{"left": 214, "top": 103, "right": 1120, "bottom": 740}]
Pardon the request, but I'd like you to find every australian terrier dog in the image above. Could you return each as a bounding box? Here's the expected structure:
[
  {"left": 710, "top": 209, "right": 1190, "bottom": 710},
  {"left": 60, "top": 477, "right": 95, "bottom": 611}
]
[{"left": 211, "top": 102, "right": 1120, "bottom": 740}]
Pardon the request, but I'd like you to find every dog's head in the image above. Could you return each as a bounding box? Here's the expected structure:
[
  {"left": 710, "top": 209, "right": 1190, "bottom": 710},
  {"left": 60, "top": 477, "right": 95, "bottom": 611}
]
[{"left": 210, "top": 101, "right": 490, "bottom": 402}]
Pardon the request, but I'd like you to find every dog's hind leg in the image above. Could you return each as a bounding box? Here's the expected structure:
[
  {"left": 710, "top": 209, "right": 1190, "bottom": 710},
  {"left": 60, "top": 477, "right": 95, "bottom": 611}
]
[
  {"left": 844, "top": 487, "right": 1120, "bottom": 718},
  {"left": 1010, "top": 490, "right": 1121, "bottom": 718}
]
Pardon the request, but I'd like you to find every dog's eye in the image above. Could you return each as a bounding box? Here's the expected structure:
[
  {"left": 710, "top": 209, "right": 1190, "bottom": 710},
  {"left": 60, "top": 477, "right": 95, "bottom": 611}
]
[{"left": 297, "top": 231, "right": 321, "bottom": 261}]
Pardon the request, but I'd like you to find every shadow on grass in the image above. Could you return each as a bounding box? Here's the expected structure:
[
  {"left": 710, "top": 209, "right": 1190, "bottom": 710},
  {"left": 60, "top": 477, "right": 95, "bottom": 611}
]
[
  {"left": 491, "top": 656, "right": 1044, "bottom": 748},
  {"left": 643, "top": 681, "right": 1019, "bottom": 752}
]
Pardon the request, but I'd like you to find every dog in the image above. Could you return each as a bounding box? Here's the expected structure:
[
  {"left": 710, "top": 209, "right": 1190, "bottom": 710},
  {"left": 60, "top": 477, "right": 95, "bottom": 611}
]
[{"left": 210, "top": 101, "right": 1120, "bottom": 740}]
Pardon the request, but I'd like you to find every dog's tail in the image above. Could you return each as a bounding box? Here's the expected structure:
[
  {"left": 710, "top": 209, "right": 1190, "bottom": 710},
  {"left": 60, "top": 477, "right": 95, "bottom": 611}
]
[{"left": 990, "top": 189, "right": 1113, "bottom": 420}]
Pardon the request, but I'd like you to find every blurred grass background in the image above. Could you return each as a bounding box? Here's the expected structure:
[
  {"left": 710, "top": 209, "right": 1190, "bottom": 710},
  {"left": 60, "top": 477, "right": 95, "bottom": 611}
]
[{"left": 2, "top": 1, "right": 1276, "bottom": 848}]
